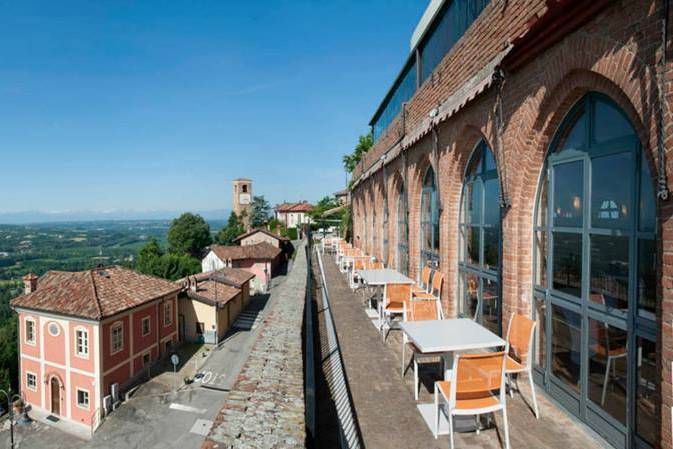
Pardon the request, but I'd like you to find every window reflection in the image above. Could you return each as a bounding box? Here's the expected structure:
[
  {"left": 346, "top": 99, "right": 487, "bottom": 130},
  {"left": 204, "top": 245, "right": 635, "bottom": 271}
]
[
  {"left": 484, "top": 178, "right": 499, "bottom": 226},
  {"left": 638, "top": 238, "right": 656, "bottom": 319},
  {"left": 551, "top": 305, "right": 581, "bottom": 392},
  {"left": 468, "top": 181, "right": 482, "bottom": 225},
  {"left": 636, "top": 338, "right": 657, "bottom": 447},
  {"left": 552, "top": 232, "right": 582, "bottom": 298},
  {"left": 535, "top": 231, "right": 548, "bottom": 287},
  {"left": 534, "top": 298, "right": 546, "bottom": 369},
  {"left": 556, "top": 107, "right": 586, "bottom": 153},
  {"left": 590, "top": 235, "right": 629, "bottom": 312},
  {"left": 482, "top": 280, "right": 499, "bottom": 335},
  {"left": 587, "top": 319, "right": 627, "bottom": 424},
  {"left": 593, "top": 101, "right": 634, "bottom": 144},
  {"left": 462, "top": 272, "right": 479, "bottom": 319},
  {"left": 553, "top": 161, "right": 584, "bottom": 228},
  {"left": 483, "top": 227, "right": 499, "bottom": 270},
  {"left": 591, "top": 153, "right": 631, "bottom": 229},
  {"left": 467, "top": 226, "right": 479, "bottom": 265}
]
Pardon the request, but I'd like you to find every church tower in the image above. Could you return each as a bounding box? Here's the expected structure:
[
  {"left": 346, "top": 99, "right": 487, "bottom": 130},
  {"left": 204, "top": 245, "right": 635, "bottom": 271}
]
[{"left": 232, "top": 178, "right": 253, "bottom": 230}]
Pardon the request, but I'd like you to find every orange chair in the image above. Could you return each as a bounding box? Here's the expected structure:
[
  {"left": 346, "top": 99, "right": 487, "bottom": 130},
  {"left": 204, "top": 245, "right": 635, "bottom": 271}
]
[
  {"left": 367, "top": 260, "right": 384, "bottom": 270},
  {"left": 402, "top": 299, "right": 443, "bottom": 399},
  {"left": 504, "top": 313, "right": 539, "bottom": 418},
  {"left": 413, "top": 272, "right": 444, "bottom": 315},
  {"left": 434, "top": 350, "right": 510, "bottom": 449},
  {"left": 378, "top": 283, "right": 412, "bottom": 340},
  {"left": 413, "top": 266, "right": 433, "bottom": 295}
]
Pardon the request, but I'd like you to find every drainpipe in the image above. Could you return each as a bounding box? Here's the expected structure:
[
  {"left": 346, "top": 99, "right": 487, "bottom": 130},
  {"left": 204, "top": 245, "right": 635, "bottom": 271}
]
[{"left": 657, "top": 0, "right": 670, "bottom": 200}]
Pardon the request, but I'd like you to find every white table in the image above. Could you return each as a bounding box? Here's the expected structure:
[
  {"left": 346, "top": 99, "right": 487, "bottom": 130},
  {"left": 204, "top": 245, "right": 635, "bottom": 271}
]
[
  {"left": 399, "top": 319, "right": 505, "bottom": 436},
  {"left": 356, "top": 269, "right": 414, "bottom": 285}
]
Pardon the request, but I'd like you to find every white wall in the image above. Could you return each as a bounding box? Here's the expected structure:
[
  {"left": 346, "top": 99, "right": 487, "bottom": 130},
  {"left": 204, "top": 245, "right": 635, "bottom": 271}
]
[{"left": 202, "top": 251, "right": 226, "bottom": 273}]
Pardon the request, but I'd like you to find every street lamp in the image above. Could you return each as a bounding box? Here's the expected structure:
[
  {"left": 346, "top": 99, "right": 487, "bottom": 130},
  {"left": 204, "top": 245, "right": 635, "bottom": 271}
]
[{"left": 0, "top": 387, "right": 32, "bottom": 449}]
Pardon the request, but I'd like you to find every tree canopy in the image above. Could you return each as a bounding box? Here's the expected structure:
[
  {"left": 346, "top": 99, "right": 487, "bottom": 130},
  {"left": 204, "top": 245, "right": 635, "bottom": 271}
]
[
  {"left": 215, "top": 212, "right": 245, "bottom": 245},
  {"left": 167, "top": 213, "right": 212, "bottom": 258},
  {"left": 135, "top": 238, "right": 201, "bottom": 281},
  {"left": 249, "top": 195, "right": 272, "bottom": 228},
  {"left": 342, "top": 132, "right": 373, "bottom": 173}
]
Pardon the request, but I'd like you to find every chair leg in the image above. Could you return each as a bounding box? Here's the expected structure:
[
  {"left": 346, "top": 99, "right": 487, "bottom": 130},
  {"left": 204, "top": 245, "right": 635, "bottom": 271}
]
[
  {"left": 434, "top": 386, "right": 439, "bottom": 439},
  {"left": 401, "top": 340, "right": 405, "bottom": 377},
  {"left": 475, "top": 414, "right": 480, "bottom": 435},
  {"left": 508, "top": 374, "right": 514, "bottom": 398},
  {"left": 448, "top": 409, "right": 455, "bottom": 449},
  {"left": 529, "top": 369, "right": 539, "bottom": 419},
  {"left": 414, "top": 357, "right": 419, "bottom": 401},
  {"left": 502, "top": 407, "right": 510, "bottom": 449}
]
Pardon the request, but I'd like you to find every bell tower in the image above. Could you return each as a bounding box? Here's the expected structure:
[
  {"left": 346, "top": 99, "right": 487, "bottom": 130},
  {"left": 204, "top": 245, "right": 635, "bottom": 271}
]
[{"left": 232, "top": 178, "right": 253, "bottom": 230}]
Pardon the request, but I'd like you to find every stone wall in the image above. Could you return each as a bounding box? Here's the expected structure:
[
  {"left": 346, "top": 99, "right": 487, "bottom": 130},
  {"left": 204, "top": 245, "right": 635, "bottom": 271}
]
[{"left": 202, "top": 244, "right": 306, "bottom": 448}]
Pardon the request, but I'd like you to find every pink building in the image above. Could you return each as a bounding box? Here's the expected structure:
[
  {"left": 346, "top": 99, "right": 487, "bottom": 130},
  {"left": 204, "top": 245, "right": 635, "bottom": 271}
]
[
  {"left": 10, "top": 266, "right": 181, "bottom": 435},
  {"left": 201, "top": 242, "right": 281, "bottom": 293}
]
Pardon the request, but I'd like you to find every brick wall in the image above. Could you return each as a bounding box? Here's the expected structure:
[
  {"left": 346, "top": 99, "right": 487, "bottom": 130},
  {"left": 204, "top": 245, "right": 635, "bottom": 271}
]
[{"left": 351, "top": 1, "right": 673, "bottom": 447}]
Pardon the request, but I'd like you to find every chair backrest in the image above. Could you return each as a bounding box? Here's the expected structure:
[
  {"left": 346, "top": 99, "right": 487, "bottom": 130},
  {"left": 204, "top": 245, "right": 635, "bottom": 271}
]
[
  {"left": 353, "top": 257, "right": 368, "bottom": 270},
  {"left": 419, "top": 266, "right": 432, "bottom": 290},
  {"left": 384, "top": 283, "right": 412, "bottom": 308},
  {"left": 368, "top": 261, "right": 384, "bottom": 270},
  {"left": 451, "top": 350, "right": 508, "bottom": 408},
  {"left": 429, "top": 271, "right": 444, "bottom": 297},
  {"left": 405, "top": 299, "right": 440, "bottom": 322},
  {"left": 505, "top": 313, "right": 536, "bottom": 368}
]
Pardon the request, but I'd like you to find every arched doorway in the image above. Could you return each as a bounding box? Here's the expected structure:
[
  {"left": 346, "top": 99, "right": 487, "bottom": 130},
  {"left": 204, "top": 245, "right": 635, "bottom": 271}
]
[
  {"left": 532, "top": 93, "right": 657, "bottom": 448},
  {"left": 50, "top": 376, "right": 61, "bottom": 415},
  {"left": 458, "top": 141, "right": 502, "bottom": 335},
  {"left": 397, "top": 181, "right": 409, "bottom": 275},
  {"left": 420, "top": 166, "right": 439, "bottom": 269}
]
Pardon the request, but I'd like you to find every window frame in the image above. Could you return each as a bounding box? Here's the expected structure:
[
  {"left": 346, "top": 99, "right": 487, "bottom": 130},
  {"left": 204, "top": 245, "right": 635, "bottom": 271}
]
[
  {"left": 75, "top": 327, "right": 89, "bottom": 359},
  {"left": 76, "top": 387, "right": 90, "bottom": 410},
  {"left": 110, "top": 321, "right": 124, "bottom": 355},
  {"left": 420, "top": 166, "right": 440, "bottom": 269},
  {"left": 163, "top": 301, "right": 173, "bottom": 327},
  {"left": 24, "top": 317, "right": 36, "bottom": 346},
  {"left": 26, "top": 372, "right": 37, "bottom": 391},
  {"left": 141, "top": 316, "right": 151, "bottom": 337}
]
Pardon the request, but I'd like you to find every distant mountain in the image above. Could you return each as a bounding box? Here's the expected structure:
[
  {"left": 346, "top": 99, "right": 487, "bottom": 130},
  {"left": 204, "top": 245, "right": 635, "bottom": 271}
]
[{"left": 0, "top": 209, "right": 231, "bottom": 225}]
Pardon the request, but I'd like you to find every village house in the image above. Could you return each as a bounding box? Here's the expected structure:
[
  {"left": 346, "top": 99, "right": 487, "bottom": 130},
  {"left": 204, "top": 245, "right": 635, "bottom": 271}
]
[
  {"left": 273, "top": 201, "right": 313, "bottom": 229},
  {"left": 232, "top": 228, "right": 294, "bottom": 262},
  {"left": 176, "top": 268, "right": 254, "bottom": 345},
  {"left": 10, "top": 266, "right": 181, "bottom": 434},
  {"left": 201, "top": 242, "right": 281, "bottom": 293}
]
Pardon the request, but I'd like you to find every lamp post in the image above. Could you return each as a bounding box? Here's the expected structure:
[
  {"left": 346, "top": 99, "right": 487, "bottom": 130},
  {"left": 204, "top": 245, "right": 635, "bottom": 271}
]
[{"left": 0, "top": 387, "right": 30, "bottom": 449}]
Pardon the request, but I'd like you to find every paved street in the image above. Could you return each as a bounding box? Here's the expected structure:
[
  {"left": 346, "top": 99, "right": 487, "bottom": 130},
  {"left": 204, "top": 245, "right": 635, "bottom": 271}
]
[{"left": 0, "top": 264, "right": 292, "bottom": 449}]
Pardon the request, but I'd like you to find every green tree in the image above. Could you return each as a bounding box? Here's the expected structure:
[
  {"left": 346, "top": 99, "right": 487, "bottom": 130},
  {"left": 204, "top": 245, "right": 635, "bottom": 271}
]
[
  {"left": 215, "top": 212, "right": 245, "bottom": 245},
  {"left": 167, "top": 213, "right": 212, "bottom": 258},
  {"left": 249, "top": 196, "right": 271, "bottom": 228},
  {"left": 136, "top": 238, "right": 163, "bottom": 274},
  {"left": 342, "top": 132, "right": 373, "bottom": 173}
]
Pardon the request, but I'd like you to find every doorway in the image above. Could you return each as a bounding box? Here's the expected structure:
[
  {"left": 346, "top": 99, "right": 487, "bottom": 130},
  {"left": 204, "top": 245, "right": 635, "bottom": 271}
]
[{"left": 50, "top": 377, "right": 61, "bottom": 415}]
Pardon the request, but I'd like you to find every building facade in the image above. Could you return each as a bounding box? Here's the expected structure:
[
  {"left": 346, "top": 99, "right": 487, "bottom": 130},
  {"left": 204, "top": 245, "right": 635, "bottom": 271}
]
[
  {"left": 201, "top": 242, "right": 281, "bottom": 293},
  {"left": 274, "top": 202, "right": 313, "bottom": 229},
  {"left": 350, "top": 1, "right": 673, "bottom": 448},
  {"left": 11, "top": 267, "right": 180, "bottom": 434}
]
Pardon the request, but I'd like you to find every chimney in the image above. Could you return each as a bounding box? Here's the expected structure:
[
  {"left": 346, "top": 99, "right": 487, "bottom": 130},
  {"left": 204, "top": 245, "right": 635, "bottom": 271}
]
[
  {"left": 23, "top": 273, "right": 38, "bottom": 295},
  {"left": 190, "top": 276, "right": 198, "bottom": 292}
]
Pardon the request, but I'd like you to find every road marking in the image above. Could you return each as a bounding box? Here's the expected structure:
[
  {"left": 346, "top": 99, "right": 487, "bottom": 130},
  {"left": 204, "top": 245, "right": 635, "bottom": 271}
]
[
  {"left": 196, "top": 370, "right": 226, "bottom": 385},
  {"left": 189, "top": 419, "right": 213, "bottom": 436},
  {"left": 169, "top": 403, "right": 207, "bottom": 414}
]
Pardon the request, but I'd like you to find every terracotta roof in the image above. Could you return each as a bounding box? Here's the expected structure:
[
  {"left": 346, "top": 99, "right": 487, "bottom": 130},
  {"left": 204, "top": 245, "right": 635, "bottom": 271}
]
[
  {"left": 274, "top": 202, "right": 313, "bottom": 213},
  {"left": 185, "top": 280, "right": 241, "bottom": 306},
  {"left": 232, "top": 228, "right": 289, "bottom": 243},
  {"left": 209, "top": 242, "right": 281, "bottom": 261},
  {"left": 10, "top": 266, "right": 181, "bottom": 320},
  {"left": 178, "top": 267, "right": 254, "bottom": 289}
]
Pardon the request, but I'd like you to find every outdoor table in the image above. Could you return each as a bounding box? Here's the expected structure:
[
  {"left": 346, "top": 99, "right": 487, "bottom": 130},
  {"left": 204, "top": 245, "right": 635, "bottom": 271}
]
[
  {"left": 357, "top": 268, "right": 414, "bottom": 317},
  {"left": 399, "top": 318, "right": 506, "bottom": 436}
]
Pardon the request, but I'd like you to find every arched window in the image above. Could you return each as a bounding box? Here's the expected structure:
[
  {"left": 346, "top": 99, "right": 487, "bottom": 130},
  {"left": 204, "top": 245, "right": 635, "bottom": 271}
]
[
  {"left": 533, "top": 93, "right": 656, "bottom": 446},
  {"left": 397, "top": 182, "right": 409, "bottom": 275},
  {"left": 458, "top": 142, "right": 501, "bottom": 335},
  {"left": 371, "top": 189, "right": 377, "bottom": 257},
  {"left": 420, "top": 167, "right": 439, "bottom": 269}
]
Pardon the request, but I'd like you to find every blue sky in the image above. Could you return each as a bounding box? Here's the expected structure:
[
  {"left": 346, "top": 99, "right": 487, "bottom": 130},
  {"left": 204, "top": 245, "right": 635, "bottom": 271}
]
[{"left": 0, "top": 0, "right": 425, "bottom": 217}]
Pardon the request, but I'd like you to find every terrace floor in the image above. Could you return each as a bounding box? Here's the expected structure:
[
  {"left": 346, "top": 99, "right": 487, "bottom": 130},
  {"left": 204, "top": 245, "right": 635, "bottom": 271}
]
[{"left": 318, "top": 252, "right": 607, "bottom": 449}]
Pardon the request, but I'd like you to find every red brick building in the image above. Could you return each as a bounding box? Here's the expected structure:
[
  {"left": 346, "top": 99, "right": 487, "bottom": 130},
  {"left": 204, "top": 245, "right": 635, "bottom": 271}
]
[
  {"left": 10, "top": 266, "right": 180, "bottom": 434},
  {"left": 350, "top": 1, "right": 673, "bottom": 448}
]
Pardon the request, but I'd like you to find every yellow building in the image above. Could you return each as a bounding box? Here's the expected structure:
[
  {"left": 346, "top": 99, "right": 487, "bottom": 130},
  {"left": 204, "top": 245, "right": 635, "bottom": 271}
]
[{"left": 177, "top": 268, "right": 254, "bottom": 345}]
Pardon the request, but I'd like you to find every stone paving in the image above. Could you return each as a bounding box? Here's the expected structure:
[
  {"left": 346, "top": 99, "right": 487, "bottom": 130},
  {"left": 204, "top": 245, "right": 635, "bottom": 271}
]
[
  {"left": 320, "top": 252, "right": 607, "bottom": 449},
  {"left": 202, "top": 243, "right": 306, "bottom": 449}
]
